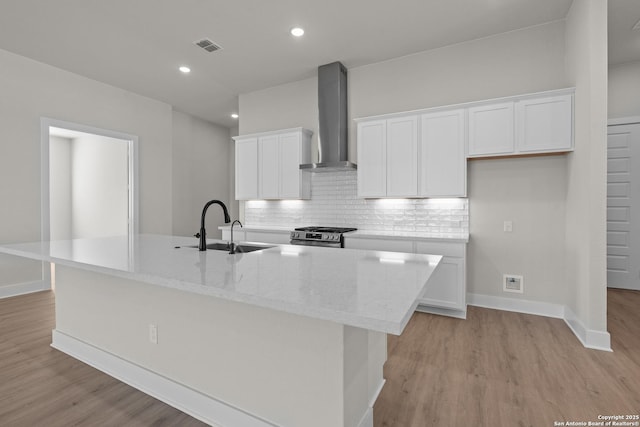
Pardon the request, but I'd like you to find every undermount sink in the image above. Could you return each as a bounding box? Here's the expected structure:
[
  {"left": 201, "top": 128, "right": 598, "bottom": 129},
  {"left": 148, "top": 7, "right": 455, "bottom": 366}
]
[{"left": 178, "top": 242, "right": 274, "bottom": 253}]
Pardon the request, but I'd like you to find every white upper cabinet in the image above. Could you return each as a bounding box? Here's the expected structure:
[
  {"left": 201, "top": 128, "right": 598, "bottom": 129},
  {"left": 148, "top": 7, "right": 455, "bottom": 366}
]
[
  {"left": 516, "top": 94, "right": 573, "bottom": 153},
  {"left": 467, "top": 90, "right": 574, "bottom": 158},
  {"left": 357, "top": 116, "right": 419, "bottom": 198},
  {"left": 386, "top": 116, "right": 418, "bottom": 197},
  {"left": 279, "top": 131, "right": 308, "bottom": 199},
  {"left": 234, "top": 128, "right": 312, "bottom": 200},
  {"left": 258, "top": 134, "right": 280, "bottom": 199},
  {"left": 235, "top": 137, "right": 258, "bottom": 200},
  {"left": 357, "top": 112, "right": 464, "bottom": 198},
  {"left": 467, "top": 102, "right": 515, "bottom": 157},
  {"left": 419, "top": 109, "right": 466, "bottom": 197},
  {"left": 357, "top": 120, "right": 387, "bottom": 197}
]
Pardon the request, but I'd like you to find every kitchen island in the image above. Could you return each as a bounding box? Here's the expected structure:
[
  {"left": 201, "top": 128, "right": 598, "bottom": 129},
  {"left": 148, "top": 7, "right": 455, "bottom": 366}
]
[{"left": 0, "top": 234, "right": 440, "bottom": 427}]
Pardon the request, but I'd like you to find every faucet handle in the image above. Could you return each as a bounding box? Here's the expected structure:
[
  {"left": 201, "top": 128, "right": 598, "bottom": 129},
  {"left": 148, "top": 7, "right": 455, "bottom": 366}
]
[{"left": 194, "top": 232, "right": 201, "bottom": 238}]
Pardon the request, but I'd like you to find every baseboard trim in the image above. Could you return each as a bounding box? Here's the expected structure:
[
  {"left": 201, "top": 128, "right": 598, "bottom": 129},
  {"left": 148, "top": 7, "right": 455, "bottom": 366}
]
[
  {"left": 467, "top": 293, "right": 611, "bottom": 352},
  {"left": 467, "top": 293, "right": 564, "bottom": 318},
  {"left": 369, "top": 378, "right": 386, "bottom": 408},
  {"left": 415, "top": 304, "right": 467, "bottom": 319},
  {"left": 51, "top": 330, "right": 279, "bottom": 427},
  {"left": 563, "top": 306, "right": 612, "bottom": 352},
  {"left": 357, "top": 407, "right": 373, "bottom": 427},
  {"left": 0, "top": 280, "right": 49, "bottom": 299}
]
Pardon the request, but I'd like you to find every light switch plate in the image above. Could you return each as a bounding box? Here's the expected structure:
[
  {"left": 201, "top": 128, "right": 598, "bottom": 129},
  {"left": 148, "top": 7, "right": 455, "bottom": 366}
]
[{"left": 504, "top": 221, "right": 513, "bottom": 232}]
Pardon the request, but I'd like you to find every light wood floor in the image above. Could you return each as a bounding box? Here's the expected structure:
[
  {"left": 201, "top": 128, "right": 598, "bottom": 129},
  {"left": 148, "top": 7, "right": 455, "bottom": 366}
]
[
  {"left": 376, "top": 289, "right": 640, "bottom": 427},
  {"left": 1, "top": 289, "right": 638, "bottom": 426}
]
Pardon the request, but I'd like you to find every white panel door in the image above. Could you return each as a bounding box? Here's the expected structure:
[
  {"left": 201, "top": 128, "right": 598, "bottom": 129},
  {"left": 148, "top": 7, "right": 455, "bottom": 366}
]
[
  {"left": 259, "top": 135, "right": 280, "bottom": 199},
  {"left": 467, "top": 102, "right": 515, "bottom": 157},
  {"left": 357, "top": 120, "right": 387, "bottom": 197},
  {"left": 517, "top": 95, "right": 573, "bottom": 153},
  {"left": 235, "top": 138, "right": 258, "bottom": 200},
  {"left": 386, "top": 116, "right": 418, "bottom": 197},
  {"left": 279, "top": 132, "right": 301, "bottom": 199},
  {"left": 607, "top": 123, "right": 640, "bottom": 290},
  {"left": 420, "top": 109, "right": 466, "bottom": 197}
]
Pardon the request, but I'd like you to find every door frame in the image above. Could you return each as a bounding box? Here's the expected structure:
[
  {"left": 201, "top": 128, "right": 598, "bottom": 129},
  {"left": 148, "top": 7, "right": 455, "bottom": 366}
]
[{"left": 40, "top": 118, "right": 139, "bottom": 284}]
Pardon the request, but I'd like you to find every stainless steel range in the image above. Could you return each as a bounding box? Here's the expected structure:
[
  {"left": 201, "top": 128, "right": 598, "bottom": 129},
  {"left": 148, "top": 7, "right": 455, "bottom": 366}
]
[{"left": 289, "top": 226, "right": 357, "bottom": 248}]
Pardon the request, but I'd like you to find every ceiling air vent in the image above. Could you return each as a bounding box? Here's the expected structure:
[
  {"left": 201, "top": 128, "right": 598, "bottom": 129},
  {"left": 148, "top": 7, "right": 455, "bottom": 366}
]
[{"left": 194, "top": 38, "right": 222, "bottom": 53}]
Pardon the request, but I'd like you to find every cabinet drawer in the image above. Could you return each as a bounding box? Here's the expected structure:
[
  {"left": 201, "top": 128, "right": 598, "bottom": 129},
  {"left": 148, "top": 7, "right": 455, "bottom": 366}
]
[
  {"left": 245, "top": 231, "right": 290, "bottom": 244},
  {"left": 344, "top": 237, "right": 413, "bottom": 253},
  {"left": 415, "top": 241, "right": 465, "bottom": 258}
]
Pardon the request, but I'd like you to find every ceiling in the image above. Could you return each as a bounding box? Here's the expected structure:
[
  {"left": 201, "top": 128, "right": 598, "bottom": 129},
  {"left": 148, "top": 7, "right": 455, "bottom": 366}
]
[{"left": 0, "top": 0, "right": 637, "bottom": 128}]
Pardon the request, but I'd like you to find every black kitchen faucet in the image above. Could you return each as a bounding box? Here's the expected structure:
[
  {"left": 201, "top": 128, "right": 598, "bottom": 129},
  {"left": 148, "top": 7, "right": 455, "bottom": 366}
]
[{"left": 195, "top": 200, "right": 230, "bottom": 251}]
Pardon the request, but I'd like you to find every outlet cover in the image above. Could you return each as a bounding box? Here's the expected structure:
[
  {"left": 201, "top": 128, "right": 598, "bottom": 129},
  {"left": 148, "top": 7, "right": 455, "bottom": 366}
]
[
  {"left": 503, "top": 274, "right": 524, "bottom": 293},
  {"left": 149, "top": 324, "right": 158, "bottom": 344}
]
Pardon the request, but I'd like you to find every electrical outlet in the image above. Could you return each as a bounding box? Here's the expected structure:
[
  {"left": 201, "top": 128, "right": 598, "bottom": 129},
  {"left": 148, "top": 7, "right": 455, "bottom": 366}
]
[
  {"left": 504, "top": 221, "right": 513, "bottom": 232},
  {"left": 503, "top": 274, "right": 524, "bottom": 293},
  {"left": 149, "top": 324, "right": 158, "bottom": 344}
]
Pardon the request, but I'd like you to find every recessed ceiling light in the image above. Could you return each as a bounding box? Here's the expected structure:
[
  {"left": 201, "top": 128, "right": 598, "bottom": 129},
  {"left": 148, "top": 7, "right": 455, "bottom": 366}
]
[
  {"left": 231, "top": 113, "right": 239, "bottom": 119},
  {"left": 179, "top": 66, "right": 191, "bottom": 73},
  {"left": 290, "top": 27, "right": 305, "bottom": 37}
]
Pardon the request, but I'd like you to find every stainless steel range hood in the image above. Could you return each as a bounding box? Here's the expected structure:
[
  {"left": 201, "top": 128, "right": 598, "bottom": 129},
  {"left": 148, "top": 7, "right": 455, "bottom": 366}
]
[{"left": 300, "top": 61, "right": 356, "bottom": 172}]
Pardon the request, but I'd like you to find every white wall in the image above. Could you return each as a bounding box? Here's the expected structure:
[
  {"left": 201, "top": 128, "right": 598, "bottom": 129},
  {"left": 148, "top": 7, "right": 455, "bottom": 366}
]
[
  {"left": 0, "top": 47, "right": 173, "bottom": 289},
  {"left": 608, "top": 60, "right": 640, "bottom": 119},
  {"left": 71, "top": 134, "right": 129, "bottom": 239},
  {"left": 171, "top": 110, "right": 233, "bottom": 238},
  {"left": 564, "top": 0, "right": 609, "bottom": 339},
  {"left": 238, "top": 20, "right": 571, "bottom": 306},
  {"left": 50, "top": 136, "right": 72, "bottom": 241}
]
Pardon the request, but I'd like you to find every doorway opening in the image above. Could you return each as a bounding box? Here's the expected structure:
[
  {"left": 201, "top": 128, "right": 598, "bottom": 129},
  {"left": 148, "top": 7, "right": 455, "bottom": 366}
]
[{"left": 40, "top": 118, "right": 139, "bottom": 286}]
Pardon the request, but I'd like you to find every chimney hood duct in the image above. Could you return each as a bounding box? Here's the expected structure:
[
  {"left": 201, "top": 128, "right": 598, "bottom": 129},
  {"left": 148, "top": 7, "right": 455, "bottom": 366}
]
[{"left": 300, "top": 61, "right": 356, "bottom": 172}]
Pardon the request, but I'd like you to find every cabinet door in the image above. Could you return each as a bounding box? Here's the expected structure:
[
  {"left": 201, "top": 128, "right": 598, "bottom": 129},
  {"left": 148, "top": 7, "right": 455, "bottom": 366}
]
[
  {"left": 420, "top": 109, "right": 466, "bottom": 197},
  {"left": 357, "top": 120, "right": 387, "bottom": 197},
  {"left": 417, "top": 257, "right": 465, "bottom": 311},
  {"left": 386, "top": 116, "right": 418, "bottom": 197},
  {"left": 235, "top": 138, "right": 258, "bottom": 200},
  {"left": 516, "top": 94, "right": 573, "bottom": 153},
  {"left": 279, "top": 132, "right": 301, "bottom": 199},
  {"left": 468, "top": 102, "right": 515, "bottom": 157},
  {"left": 259, "top": 135, "right": 280, "bottom": 199}
]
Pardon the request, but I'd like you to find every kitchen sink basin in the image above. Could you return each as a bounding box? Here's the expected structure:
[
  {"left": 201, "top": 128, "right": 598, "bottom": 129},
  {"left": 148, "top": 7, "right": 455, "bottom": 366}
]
[{"left": 177, "top": 242, "right": 274, "bottom": 253}]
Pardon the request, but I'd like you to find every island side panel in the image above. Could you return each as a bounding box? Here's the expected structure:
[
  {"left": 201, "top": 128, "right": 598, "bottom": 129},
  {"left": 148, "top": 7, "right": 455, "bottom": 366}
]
[{"left": 53, "top": 265, "right": 362, "bottom": 427}]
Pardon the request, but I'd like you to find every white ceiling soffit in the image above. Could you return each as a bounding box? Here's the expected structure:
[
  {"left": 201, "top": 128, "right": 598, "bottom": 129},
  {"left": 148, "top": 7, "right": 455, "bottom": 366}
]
[{"left": 0, "top": 0, "right": 581, "bottom": 128}]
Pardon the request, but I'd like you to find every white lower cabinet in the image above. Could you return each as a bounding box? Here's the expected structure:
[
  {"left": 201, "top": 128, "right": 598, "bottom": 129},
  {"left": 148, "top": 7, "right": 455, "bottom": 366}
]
[
  {"left": 344, "top": 236, "right": 467, "bottom": 318},
  {"left": 414, "top": 242, "right": 466, "bottom": 313}
]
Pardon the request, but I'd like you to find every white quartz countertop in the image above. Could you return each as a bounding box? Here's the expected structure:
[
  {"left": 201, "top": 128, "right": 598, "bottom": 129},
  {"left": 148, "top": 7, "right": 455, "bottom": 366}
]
[
  {"left": 219, "top": 225, "right": 469, "bottom": 243},
  {"left": 0, "top": 234, "right": 441, "bottom": 335}
]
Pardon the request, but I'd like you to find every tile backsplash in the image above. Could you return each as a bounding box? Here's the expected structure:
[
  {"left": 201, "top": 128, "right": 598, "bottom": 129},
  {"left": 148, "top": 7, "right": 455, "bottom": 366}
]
[{"left": 244, "top": 171, "right": 469, "bottom": 234}]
